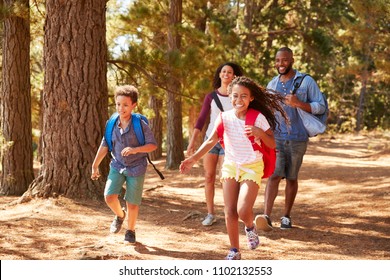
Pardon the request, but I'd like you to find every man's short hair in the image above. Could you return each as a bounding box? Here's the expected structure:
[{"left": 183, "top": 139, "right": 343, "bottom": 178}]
[{"left": 277, "top": 47, "right": 293, "bottom": 55}]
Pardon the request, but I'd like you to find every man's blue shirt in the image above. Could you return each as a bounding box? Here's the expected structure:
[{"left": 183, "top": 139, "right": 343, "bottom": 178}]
[{"left": 267, "top": 70, "right": 326, "bottom": 141}]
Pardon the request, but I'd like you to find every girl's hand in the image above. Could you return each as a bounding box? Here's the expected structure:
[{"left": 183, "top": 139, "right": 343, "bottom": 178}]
[
  {"left": 179, "top": 157, "right": 196, "bottom": 174},
  {"left": 244, "top": 125, "right": 262, "bottom": 139}
]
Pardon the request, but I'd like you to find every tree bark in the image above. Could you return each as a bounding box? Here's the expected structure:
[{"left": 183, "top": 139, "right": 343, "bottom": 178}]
[
  {"left": 148, "top": 95, "right": 163, "bottom": 160},
  {"left": 1, "top": 0, "right": 34, "bottom": 195},
  {"left": 23, "top": 0, "right": 108, "bottom": 200},
  {"left": 165, "top": 0, "right": 184, "bottom": 169}
]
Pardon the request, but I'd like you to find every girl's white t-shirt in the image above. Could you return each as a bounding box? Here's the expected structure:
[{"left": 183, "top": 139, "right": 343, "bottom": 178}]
[{"left": 220, "top": 109, "right": 271, "bottom": 165}]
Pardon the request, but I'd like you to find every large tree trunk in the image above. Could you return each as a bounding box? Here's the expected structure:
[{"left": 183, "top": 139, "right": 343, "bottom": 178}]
[
  {"left": 165, "top": 0, "right": 184, "bottom": 169},
  {"left": 0, "top": 0, "right": 34, "bottom": 196},
  {"left": 148, "top": 95, "right": 163, "bottom": 160},
  {"left": 355, "top": 75, "right": 367, "bottom": 132},
  {"left": 23, "top": 0, "right": 108, "bottom": 200}
]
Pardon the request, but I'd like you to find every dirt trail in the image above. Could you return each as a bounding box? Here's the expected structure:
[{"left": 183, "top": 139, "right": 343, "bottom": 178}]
[{"left": 0, "top": 132, "right": 389, "bottom": 260}]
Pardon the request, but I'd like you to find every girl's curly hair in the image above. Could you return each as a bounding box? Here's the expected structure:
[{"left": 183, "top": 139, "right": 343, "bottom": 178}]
[{"left": 228, "top": 76, "right": 289, "bottom": 130}]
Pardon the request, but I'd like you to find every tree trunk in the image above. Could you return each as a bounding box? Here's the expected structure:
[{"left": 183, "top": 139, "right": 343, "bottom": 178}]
[
  {"left": 165, "top": 0, "right": 184, "bottom": 170},
  {"left": 148, "top": 95, "right": 163, "bottom": 160},
  {"left": 0, "top": 0, "right": 34, "bottom": 196},
  {"left": 23, "top": 0, "right": 108, "bottom": 200},
  {"left": 355, "top": 75, "right": 367, "bottom": 132}
]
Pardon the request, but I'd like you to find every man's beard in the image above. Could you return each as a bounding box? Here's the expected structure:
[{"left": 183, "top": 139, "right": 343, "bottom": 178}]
[{"left": 277, "top": 63, "right": 293, "bottom": 75}]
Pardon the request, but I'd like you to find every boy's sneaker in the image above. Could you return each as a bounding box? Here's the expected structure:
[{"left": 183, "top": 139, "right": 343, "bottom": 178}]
[
  {"left": 202, "top": 213, "right": 217, "bottom": 226},
  {"left": 280, "top": 216, "right": 292, "bottom": 229},
  {"left": 225, "top": 248, "right": 241, "bottom": 260},
  {"left": 245, "top": 226, "right": 260, "bottom": 250},
  {"left": 110, "top": 208, "right": 126, "bottom": 233},
  {"left": 124, "top": 230, "right": 136, "bottom": 244},
  {"left": 255, "top": 214, "right": 273, "bottom": 232}
]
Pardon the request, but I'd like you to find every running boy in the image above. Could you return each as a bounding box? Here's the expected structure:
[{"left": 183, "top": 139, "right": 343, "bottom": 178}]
[
  {"left": 180, "top": 76, "right": 288, "bottom": 260},
  {"left": 91, "top": 85, "right": 157, "bottom": 244}
]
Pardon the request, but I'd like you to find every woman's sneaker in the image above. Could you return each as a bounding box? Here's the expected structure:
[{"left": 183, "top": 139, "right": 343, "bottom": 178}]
[
  {"left": 280, "top": 216, "right": 292, "bottom": 229},
  {"left": 255, "top": 214, "right": 273, "bottom": 232},
  {"left": 110, "top": 208, "right": 126, "bottom": 233},
  {"left": 225, "top": 248, "right": 241, "bottom": 260},
  {"left": 245, "top": 226, "right": 260, "bottom": 250},
  {"left": 202, "top": 213, "right": 217, "bottom": 226}
]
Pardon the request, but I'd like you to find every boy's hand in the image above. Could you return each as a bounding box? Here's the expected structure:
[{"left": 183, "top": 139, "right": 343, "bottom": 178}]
[
  {"left": 91, "top": 167, "right": 100, "bottom": 180},
  {"left": 121, "top": 147, "right": 138, "bottom": 156}
]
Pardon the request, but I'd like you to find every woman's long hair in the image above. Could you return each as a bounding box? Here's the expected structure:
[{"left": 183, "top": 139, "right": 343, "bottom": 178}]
[{"left": 228, "top": 76, "right": 289, "bottom": 130}]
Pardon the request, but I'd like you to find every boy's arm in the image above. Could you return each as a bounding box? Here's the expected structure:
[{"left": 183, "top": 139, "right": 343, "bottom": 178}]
[
  {"left": 121, "top": 143, "right": 157, "bottom": 156},
  {"left": 91, "top": 145, "right": 108, "bottom": 180}
]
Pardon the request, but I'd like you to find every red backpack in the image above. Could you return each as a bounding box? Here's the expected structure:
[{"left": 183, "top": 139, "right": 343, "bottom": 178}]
[{"left": 216, "top": 108, "right": 276, "bottom": 178}]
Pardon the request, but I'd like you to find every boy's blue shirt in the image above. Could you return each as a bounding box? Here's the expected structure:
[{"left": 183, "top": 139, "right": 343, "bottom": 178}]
[
  {"left": 267, "top": 70, "right": 326, "bottom": 141},
  {"left": 101, "top": 117, "right": 157, "bottom": 177}
]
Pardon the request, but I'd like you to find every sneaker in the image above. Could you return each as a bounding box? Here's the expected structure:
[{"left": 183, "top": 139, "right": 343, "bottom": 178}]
[
  {"left": 225, "top": 249, "right": 241, "bottom": 260},
  {"left": 280, "top": 216, "right": 292, "bottom": 229},
  {"left": 202, "top": 213, "right": 217, "bottom": 226},
  {"left": 124, "top": 230, "right": 136, "bottom": 244},
  {"left": 245, "top": 226, "right": 260, "bottom": 250},
  {"left": 110, "top": 208, "right": 126, "bottom": 233},
  {"left": 255, "top": 214, "right": 273, "bottom": 232}
]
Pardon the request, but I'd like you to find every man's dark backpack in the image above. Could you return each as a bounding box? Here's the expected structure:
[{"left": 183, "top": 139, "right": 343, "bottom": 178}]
[{"left": 105, "top": 112, "right": 164, "bottom": 180}]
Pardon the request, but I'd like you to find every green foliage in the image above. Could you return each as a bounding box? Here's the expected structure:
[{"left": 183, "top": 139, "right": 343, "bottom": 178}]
[{"left": 21, "top": 0, "right": 390, "bottom": 145}]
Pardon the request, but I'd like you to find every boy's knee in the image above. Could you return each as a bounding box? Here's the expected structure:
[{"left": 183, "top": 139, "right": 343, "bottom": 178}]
[{"left": 105, "top": 194, "right": 118, "bottom": 204}]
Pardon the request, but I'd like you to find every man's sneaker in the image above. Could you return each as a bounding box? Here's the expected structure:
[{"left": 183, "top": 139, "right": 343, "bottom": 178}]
[
  {"left": 280, "top": 216, "right": 292, "bottom": 229},
  {"left": 202, "top": 213, "right": 217, "bottom": 226},
  {"left": 245, "top": 226, "right": 260, "bottom": 250},
  {"left": 124, "top": 230, "right": 136, "bottom": 244},
  {"left": 255, "top": 214, "right": 273, "bottom": 232},
  {"left": 225, "top": 249, "right": 241, "bottom": 260},
  {"left": 110, "top": 208, "right": 126, "bottom": 233}
]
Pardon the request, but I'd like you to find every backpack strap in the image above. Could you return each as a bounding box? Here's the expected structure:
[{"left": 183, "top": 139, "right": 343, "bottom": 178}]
[
  {"left": 245, "top": 108, "right": 261, "bottom": 150},
  {"left": 212, "top": 91, "right": 224, "bottom": 112},
  {"left": 105, "top": 112, "right": 120, "bottom": 152},
  {"left": 215, "top": 112, "right": 225, "bottom": 148},
  {"left": 245, "top": 108, "right": 276, "bottom": 179},
  {"left": 291, "top": 74, "right": 309, "bottom": 95},
  {"left": 138, "top": 117, "right": 165, "bottom": 180},
  {"left": 131, "top": 113, "right": 148, "bottom": 145}
]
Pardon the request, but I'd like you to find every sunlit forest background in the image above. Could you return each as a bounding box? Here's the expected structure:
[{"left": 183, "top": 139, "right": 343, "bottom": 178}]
[{"left": 1, "top": 0, "right": 389, "bottom": 198}]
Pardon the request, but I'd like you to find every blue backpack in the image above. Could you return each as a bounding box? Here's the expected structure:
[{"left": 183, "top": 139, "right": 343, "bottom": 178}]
[{"left": 104, "top": 112, "right": 164, "bottom": 179}]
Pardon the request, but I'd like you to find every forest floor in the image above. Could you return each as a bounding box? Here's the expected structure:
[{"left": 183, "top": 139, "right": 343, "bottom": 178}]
[{"left": 0, "top": 132, "right": 389, "bottom": 260}]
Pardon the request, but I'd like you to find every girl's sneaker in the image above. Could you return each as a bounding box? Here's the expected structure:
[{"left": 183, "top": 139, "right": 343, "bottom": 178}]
[
  {"left": 225, "top": 249, "right": 241, "bottom": 260},
  {"left": 245, "top": 226, "right": 260, "bottom": 250}
]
